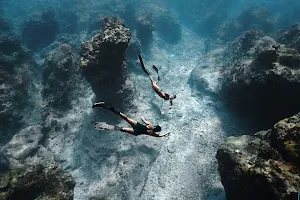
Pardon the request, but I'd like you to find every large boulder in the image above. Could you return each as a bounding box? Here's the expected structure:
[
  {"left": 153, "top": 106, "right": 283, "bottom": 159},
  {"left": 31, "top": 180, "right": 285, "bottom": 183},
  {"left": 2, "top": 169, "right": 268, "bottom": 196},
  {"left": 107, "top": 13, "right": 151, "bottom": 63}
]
[
  {"left": 217, "top": 5, "right": 276, "bottom": 42},
  {"left": 0, "top": 163, "right": 75, "bottom": 200},
  {"left": 237, "top": 5, "right": 275, "bottom": 34},
  {"left": 80, "top": 17, "right": 133, "bottom": 107},
  {"left": 0, "top": 33, "right": 38, "bottom": 145},
  {"left": 216, "top": 113, "right": 300, "bottom": 200},
  {"left": 42, "top": 43, "right": 81, "bottom": 117},
  {"left": 220, "top": 30, "right": 300, "bottom": 129},
  {"left": 21, "top": 8, "right": 59, "bottom": 51},
  {"left": 276, "top": 23, "right": 300, "bottom": 53}
]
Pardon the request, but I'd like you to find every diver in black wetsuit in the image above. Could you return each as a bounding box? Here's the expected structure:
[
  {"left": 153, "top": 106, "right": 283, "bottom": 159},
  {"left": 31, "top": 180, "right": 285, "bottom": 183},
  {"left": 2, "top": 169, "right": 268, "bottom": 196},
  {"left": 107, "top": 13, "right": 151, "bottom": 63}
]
[{"left": 92, "top": 102, "right": 168, "bottom": 137}]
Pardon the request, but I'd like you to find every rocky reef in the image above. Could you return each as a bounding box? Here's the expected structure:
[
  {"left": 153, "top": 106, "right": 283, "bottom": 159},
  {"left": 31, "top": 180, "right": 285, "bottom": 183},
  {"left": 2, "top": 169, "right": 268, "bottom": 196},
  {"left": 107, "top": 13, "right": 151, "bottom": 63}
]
[
  {"left": 220, "top": 29, "right": 300, "bottom": 128},
  {"left": 218, "top": 5, "right": 276, "bottom": 42},
  {"left": 80, "top": 17, "right": 133, "bottom": 107},
  {"left": 0, "top": 32, "right": 38, "bottom": 145},
  {"left": 276, "top": 23, "right": 300, "bottom": 53},
  {"left": 0, "top": 163, "right": 75, "bottom": 200},
  {"left": 216, "top": 113, "right": 300, "bottom": 200},
  {"left": 42, "top": 43, "right": 81, "bottom": 117},
  {"left": 22, "top": 8, "right": 59, "bottom": 51}
]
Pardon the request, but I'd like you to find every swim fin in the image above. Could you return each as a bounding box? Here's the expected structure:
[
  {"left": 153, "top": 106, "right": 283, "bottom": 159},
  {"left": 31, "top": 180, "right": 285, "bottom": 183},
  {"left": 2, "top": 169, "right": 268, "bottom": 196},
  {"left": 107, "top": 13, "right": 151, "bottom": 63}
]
[
  {"left": 152, "top": 65, "right": 160, "bottom": 81},
  {"left": 95, "top": 122, "right": 121, "bottom": 131},
  {"left": 92, "top": 102, "right": 120, "bottom": 115},
  {"left": 139, "top": 54, "right": 151, "bottom": 76}
]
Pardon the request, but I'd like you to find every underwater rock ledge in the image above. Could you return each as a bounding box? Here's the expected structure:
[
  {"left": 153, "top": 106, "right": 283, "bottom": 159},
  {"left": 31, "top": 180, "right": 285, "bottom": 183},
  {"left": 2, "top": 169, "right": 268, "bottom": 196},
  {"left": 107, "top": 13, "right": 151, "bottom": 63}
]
[{"left": 216, "top": 113, "right": 300, "bottom": 200}]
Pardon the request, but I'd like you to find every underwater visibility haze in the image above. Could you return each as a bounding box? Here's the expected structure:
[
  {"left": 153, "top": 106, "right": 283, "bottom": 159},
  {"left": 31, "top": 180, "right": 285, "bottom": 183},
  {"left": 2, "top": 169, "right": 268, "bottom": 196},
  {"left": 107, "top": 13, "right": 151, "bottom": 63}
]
[{"left": 0, "top": 0, "right": 300, "bottom": 199}]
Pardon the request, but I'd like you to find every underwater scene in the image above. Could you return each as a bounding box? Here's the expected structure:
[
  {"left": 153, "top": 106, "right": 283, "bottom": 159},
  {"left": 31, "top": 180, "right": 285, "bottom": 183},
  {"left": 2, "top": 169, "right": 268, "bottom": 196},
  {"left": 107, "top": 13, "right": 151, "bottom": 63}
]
[{"left": 0, "top": 0, "right": 300, "bottom": 199}]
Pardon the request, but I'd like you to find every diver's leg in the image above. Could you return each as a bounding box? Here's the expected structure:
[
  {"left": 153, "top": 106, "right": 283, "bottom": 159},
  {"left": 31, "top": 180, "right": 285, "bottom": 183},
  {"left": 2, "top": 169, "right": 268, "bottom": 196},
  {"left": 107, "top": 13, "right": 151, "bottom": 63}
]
[
  {"left": 119, "top": 112, "right": 137, "bottom": 127},
  {"left": 139, "top": 54, "right": 151, "bottom": 76},
  {"left": 120, "top": 127, "right": 135, "bottom": 135},
  {"left": 152, "top": 65, "right": 161, "bottom": 82}
]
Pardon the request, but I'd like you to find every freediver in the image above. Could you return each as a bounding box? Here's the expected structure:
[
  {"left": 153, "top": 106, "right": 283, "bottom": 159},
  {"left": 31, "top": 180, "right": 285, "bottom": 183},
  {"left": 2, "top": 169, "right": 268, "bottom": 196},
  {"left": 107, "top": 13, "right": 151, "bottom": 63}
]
[
  {"left": 138, "top": 54, "right": 176, "bottom": 109},
  {"left": 92, "top": 102, "right": 169, "bottom": 137}
]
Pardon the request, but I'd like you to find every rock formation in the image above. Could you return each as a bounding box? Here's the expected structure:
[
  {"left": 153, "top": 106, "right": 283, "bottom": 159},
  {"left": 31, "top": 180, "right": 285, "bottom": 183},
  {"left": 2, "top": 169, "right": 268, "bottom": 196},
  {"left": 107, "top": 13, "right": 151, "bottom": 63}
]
[
  {"left": 276, "top": 23, "right": 300, "bottom": 53},
  {"left": 0, "top": 163, "right": 75, "bottom": 200},
  {"left": 0, "top": 32, "right": 38, "bottom": 145},
  {"left": 220, "top": 30, "right": 300, "bottom": 129},
  {"left": 42, "top": 43, "right": 81, "bottom": 117},
  {"left": 80, "top": 17, "right": 133, "bottom": 107},
  {"left": 216, "top": 113, "right": 300, "bottom": 200},
  {"left": 22, "top": 8, "right": 59, "bottom": 51}
]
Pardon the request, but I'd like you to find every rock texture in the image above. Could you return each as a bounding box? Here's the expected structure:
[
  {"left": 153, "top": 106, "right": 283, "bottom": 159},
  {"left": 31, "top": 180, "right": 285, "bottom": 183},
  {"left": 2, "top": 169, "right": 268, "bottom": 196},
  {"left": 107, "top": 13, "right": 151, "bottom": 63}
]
[
  {"left": 42, "top": 43, "right": 81, "bottom": 117},
  {"left": 0, "top": 33, "right": 38, "bottom": 144},
  {"left": 80, "top": 17, "right": 133, "bottom": 107},
  {"left": 22, "top": 8, "right": 59, "bottom": 51},
  {"left": 218, "top": 5, "right": 275, "bottom": 42},
  {"left": 0, "top": 163, "right": 75, "bottom": 200},
  {"left": 216, "top": 113, "right": 300, "bottom": 200},
  {"left": 220, "top": 30, "right": 300, "bottom": 128},
  {"left": 276, "top": 23, "right": 300, "bottom": 53}
]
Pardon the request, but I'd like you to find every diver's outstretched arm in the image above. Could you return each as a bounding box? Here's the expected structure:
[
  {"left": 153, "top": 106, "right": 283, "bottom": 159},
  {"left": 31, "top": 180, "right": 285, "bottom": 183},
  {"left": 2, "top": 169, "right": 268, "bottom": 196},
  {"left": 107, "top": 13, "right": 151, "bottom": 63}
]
[{"left": 141, "top": 116, "right": 151, "bottom": 125}]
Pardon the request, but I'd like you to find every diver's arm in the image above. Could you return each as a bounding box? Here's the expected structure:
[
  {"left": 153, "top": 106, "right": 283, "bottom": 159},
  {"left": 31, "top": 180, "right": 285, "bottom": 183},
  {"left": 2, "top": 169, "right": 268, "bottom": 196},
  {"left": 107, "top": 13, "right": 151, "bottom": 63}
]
[{"left": 141, "top": 116, "right": 151, "bottom": 125}]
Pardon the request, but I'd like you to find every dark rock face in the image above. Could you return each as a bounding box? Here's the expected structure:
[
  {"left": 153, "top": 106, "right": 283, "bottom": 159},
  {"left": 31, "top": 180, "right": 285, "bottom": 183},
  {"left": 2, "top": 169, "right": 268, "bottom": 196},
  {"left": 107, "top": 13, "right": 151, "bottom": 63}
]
[
  {"left": 136, "top": 14, "right": 154, "bottom": 48},
  {"left": 0, "top": 33, "right": 37, "bottom": 144},
  {"left": 127, "top": 35, "right": 142, "bottom": 60},
  {"left": 276, "top": 23, "right": 300, "bottom": 53},
  {"left": 0, "top": 163, "right": 75, "bottom": 200},
  {"left": 0, "top": 17, "right": 11, "bottom": 32},
  {"left": 216, "top": 113, "right": 300, "bottom": 200},
  {"left": 217, "top": 5, "right": 275, "bottom": 42},
  {"left": 22, "top": 8, "right": 59, "bottom": 51},
  {"left": 80, "top": 17, "right": 133, "bottom": 107},
  {"left": 150, "top": 6, "right": 181, "bottom": 43},
  {"left": 237, "top": 5, "right": 275, "bottom": 33},
  {"left": 220, "top": 30, "right": 300, "bottom": 129},
  {"left": 42, "top": 43, "right": 80, "bottom": 117}
]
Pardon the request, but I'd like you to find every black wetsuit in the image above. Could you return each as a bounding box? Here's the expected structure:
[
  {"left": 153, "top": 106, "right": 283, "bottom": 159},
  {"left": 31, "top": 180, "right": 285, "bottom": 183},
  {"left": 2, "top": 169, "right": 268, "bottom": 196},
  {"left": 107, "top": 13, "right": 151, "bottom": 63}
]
[{"left": 133, "top": 122, "right": 148, "bottom": 136}]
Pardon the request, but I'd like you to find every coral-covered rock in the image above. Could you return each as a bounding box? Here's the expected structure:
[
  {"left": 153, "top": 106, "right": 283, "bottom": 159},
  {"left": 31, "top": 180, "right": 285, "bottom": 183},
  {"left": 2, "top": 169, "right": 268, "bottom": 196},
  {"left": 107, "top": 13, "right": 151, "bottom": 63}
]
[
  {"left": 276, "top": 23, "right": 300, "bottom": 53},
  {"left": 42, "top": 43, "right": 81, "bottom": 117},
  {"left": 0, "top": 33, "right": 38, "bottom": 144},
  {"left": 220, "top": 30, "right": 300, "bottom": 128},
  {"left": 2, "top": 126, "right": 43, "bottom": 161},
  {"left": 80, "top": 17, "right": 133, "bottom": 107},
  {"left": 22, "top": 8, "right": 59, "bottom": 51},
  {"left": 0, "top": 163, "right": 75, "bottom": 200},
  {"left": 216, "top": 113, "right": 300, "bottom": 200}
]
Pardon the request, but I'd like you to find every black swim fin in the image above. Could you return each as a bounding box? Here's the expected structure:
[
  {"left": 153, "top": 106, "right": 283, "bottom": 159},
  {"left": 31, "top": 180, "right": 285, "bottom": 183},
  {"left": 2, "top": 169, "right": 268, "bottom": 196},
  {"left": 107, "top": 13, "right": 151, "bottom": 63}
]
[
  {"left": 139, "top": 54, "right": 151, "bottom": 76},
  {"left": 92, "top": 102, "right": 120, "bottom": 115},
  {"left": 152, "top": 65, "right": 160, "bottom": 81}
]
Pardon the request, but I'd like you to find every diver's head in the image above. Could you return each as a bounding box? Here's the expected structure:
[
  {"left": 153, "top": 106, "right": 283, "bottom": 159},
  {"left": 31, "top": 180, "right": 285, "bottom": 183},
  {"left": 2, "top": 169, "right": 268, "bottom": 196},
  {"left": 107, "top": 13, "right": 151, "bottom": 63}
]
[
  {"left": 164, "top": 93, "right": 170, "bottom": 100},
  {"left": 153, "top": 125, "right": 161, "bottom": 132}
]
